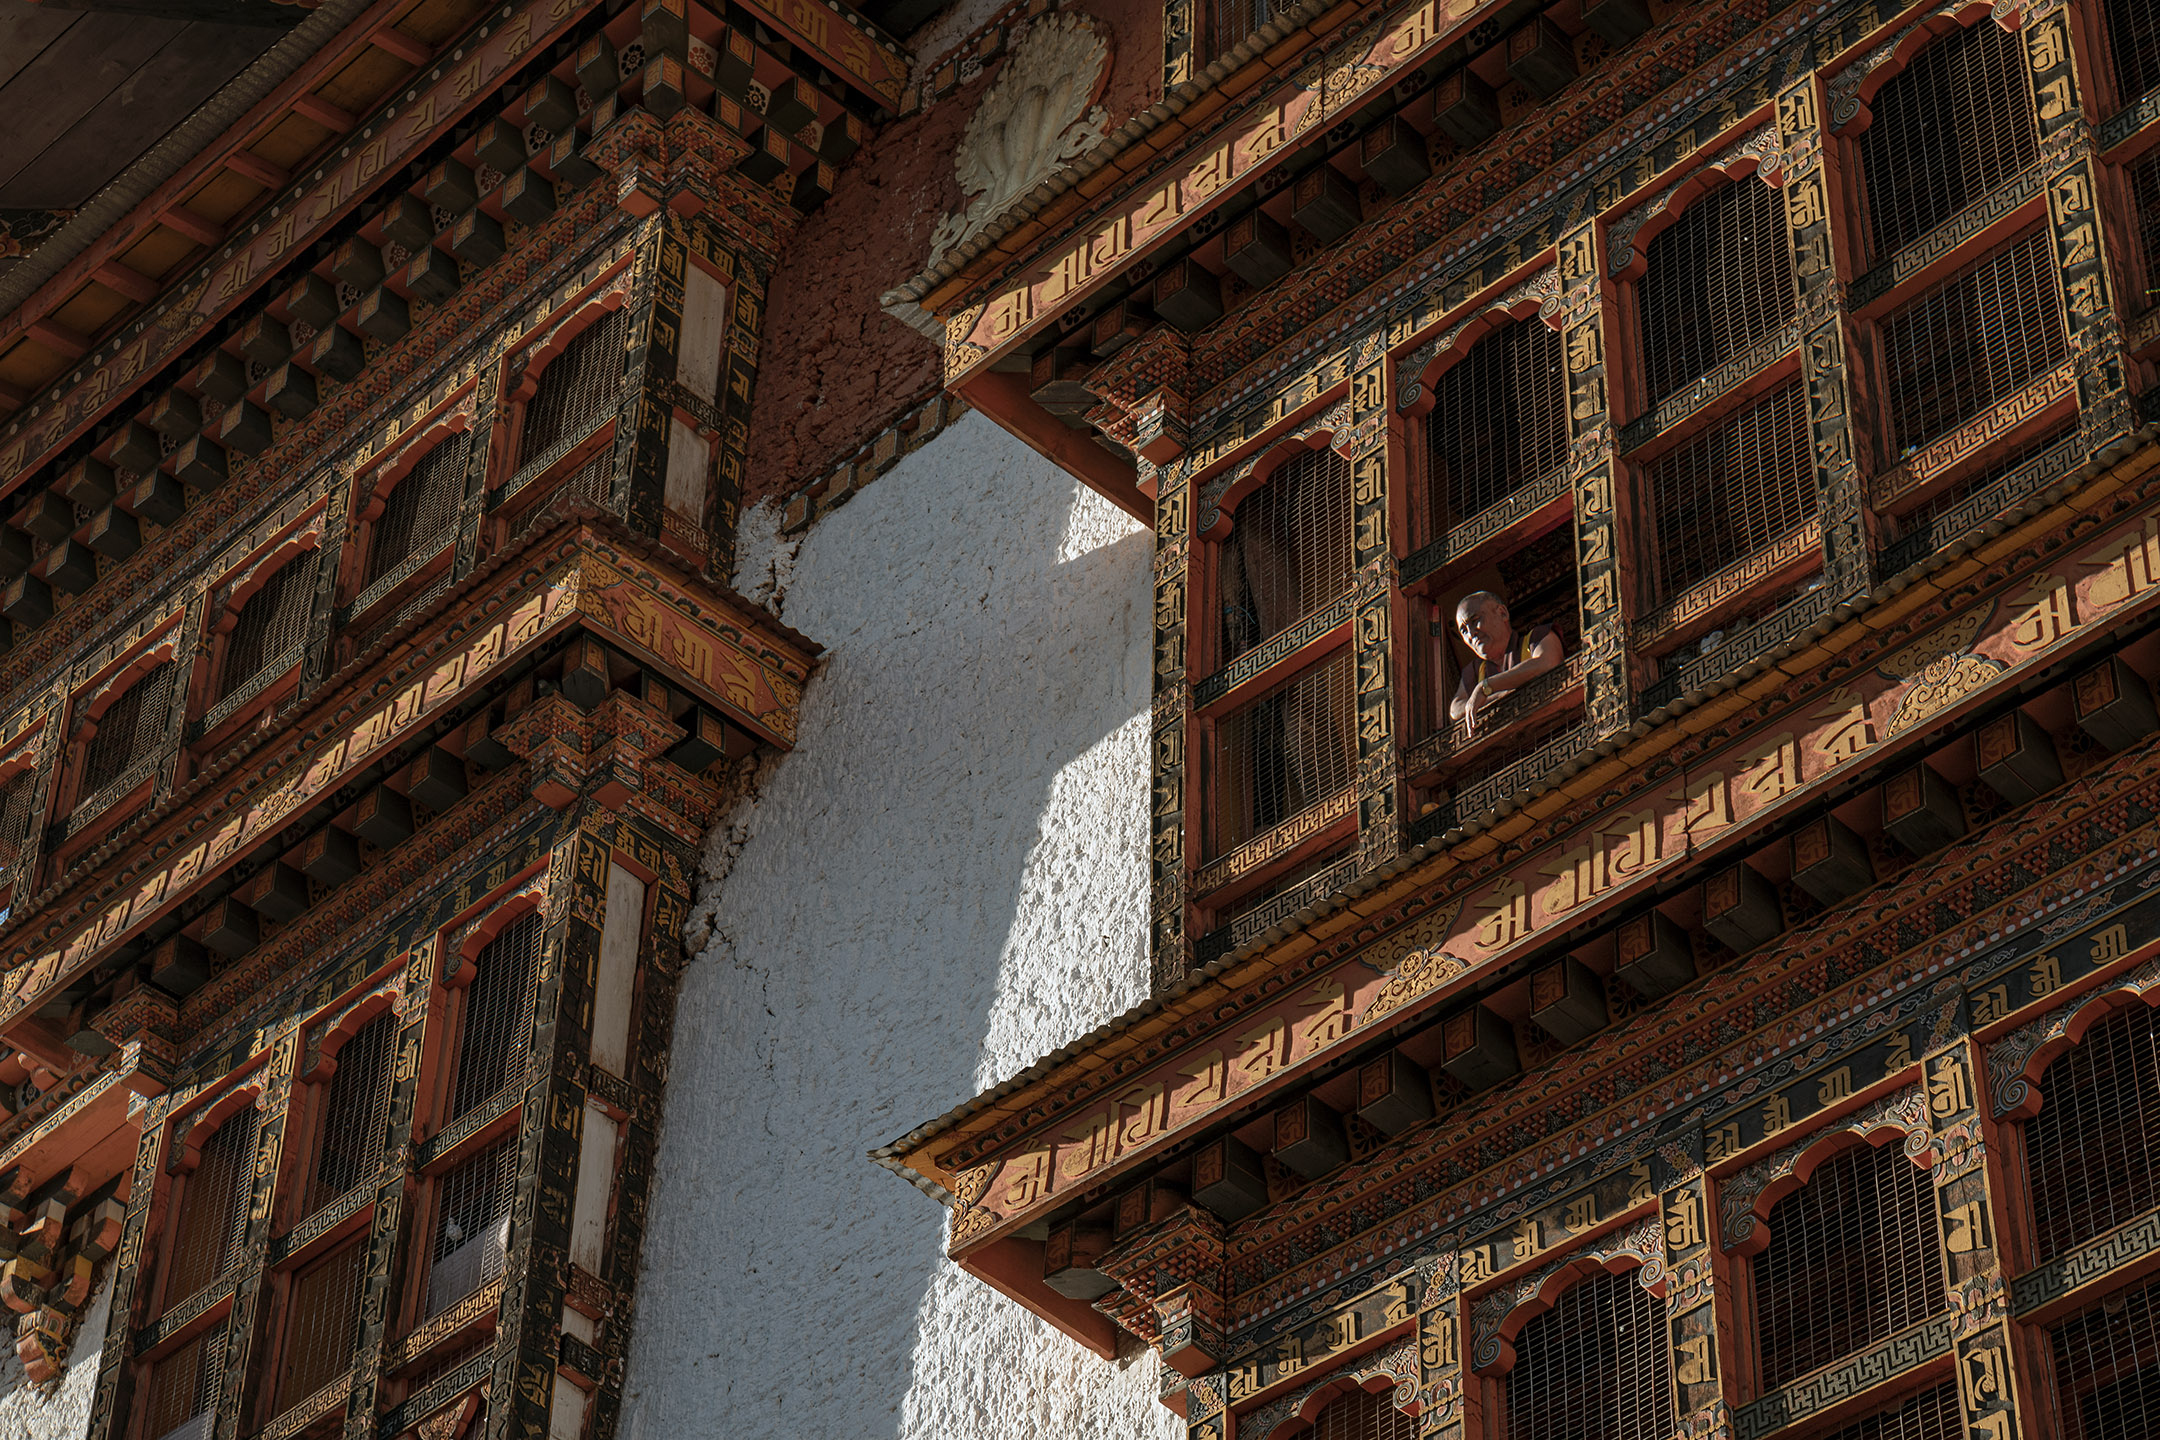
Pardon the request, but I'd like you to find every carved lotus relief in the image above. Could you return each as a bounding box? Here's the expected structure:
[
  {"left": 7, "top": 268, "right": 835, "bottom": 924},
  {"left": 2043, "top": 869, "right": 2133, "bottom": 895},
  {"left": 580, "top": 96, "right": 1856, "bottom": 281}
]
[{"left": 925, "top": 13, "right": 1111, "bottom": 268}]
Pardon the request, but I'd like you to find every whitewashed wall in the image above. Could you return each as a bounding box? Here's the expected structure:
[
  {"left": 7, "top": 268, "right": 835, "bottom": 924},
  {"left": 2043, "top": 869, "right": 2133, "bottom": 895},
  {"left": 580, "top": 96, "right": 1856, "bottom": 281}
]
[
  {"left": 617, "top": 414, "right": 1179, "bottom": 1440},
  {"left": 0, "top": 1275, "right": 111, "bottom": 1440}
]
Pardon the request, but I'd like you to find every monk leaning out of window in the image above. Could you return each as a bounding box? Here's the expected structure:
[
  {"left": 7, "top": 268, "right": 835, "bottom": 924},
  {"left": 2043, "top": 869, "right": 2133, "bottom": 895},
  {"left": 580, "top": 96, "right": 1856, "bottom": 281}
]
[{"left": 1449, "top": 589, "right": 1564, "bottom": 738}]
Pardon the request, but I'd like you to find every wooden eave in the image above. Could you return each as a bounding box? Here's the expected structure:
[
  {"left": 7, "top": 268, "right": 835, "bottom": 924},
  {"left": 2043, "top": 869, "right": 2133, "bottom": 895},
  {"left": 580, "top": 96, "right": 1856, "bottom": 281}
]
[{"left": 875, "top": 430, "right": 2160, "bottom": 1207}]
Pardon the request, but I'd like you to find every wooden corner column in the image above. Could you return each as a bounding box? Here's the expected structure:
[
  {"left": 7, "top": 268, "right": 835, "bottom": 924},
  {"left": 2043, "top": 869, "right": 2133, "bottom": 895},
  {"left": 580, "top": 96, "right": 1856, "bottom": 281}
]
[{"left": 1556, "top": 221, "right": 1630, "bottom": 737}]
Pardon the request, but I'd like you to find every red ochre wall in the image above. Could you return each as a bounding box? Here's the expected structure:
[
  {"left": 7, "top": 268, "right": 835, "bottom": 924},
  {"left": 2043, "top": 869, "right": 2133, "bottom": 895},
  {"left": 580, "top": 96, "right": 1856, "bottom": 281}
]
[{"left": 741, "top": 0, "right": 1162, "bottom": 506}]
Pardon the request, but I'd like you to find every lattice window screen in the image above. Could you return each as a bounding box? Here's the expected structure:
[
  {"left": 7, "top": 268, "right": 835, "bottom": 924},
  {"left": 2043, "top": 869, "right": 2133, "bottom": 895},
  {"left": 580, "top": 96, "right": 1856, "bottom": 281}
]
[
  {"left": 305, "top": 1008, "right": 397, "bottom": 1216},
  {"left": 1859, "top": 19, "right": 2038, "bottom": 261},
  {"left": 1643, "top": 377, "right": 1814, "bottom": 598},
  {"left": 80, "top": 661, "right": 177, "bottom": 804},
  {"left": 520, "top": 306, "right": 629, "bottom": 463},
  {"left": 2051, "top": 1269, "right": 2160, "bottom": 1440},
  {"left": 1635, "top": 177, "right": 1795, "bottom": 403},
  {"left": 1295, "top": 1384, "right": 1417, "bottom": 1439},
  {"left": 161, "top": 1106, "right": 258, "bottom": 1310},
  {"left": 364, "top": 432, "right": 472, "bottom": 586},
  {"left": 1879, "top": 230, "right": 2066, "bottom": 454},
  {"left": 1751, "top": 1140, "right": 1945, "bottom": 1391},
  {"left": 1423, "top": 320, "right": 1567, "bottom": 534},
  {"left": 427, "top": 1134, "right": 516, "bottom": 1317},
  {"left": 0, "top": 769, "right": 33, "bottom": 874},
  {"left": 2107, "top": 0, "right": 2160, "bottom": 105},
  {"left": 220, "top": 549, "right": 320, "bottom": 699},
  {"left": 449, "top": 912, "right": 543, "bottom": 1118},
  {"left": 2132, "top": 151, "right": 2160, "bottom": 314},
  {"left": 2024, "top": 1003, "right": 2160, "bottom": 1261},
  {"left": 140, "top": 1321, "right": 226, "bottom": 1440},
  {"left": 1209, "top": 651, "right": 1357, "bottom": 857},
  {"left": 1198, "top": 0, "right": 1275, "bottom": 66},
  {"left": 273, "top": 1237, "right": 366, "bottom": 1413},
  {"left": 1506, "top": 1267, "right": 1673, "bottom": 1440},
  {"left": 1817, "top": 1380, "right": 1963, "bottom": 1440},
  {"left": 1216, "top": 447, "right": 1354, "bottom": 665}
]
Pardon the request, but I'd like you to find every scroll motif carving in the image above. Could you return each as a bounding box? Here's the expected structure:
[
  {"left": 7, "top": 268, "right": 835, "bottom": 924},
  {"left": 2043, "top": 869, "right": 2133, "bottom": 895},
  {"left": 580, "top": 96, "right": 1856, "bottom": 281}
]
[
  {"left": 1988, "top": 953, "right": 2160, "bottom": 1115},
  {"left": 1238, "top": 1340, "right": 1419, "bottom": 1439},
  {"left": 1468, "top": 1215, "right": 1665, "bottom": 1370},
  {"left": 1395, "top": 269, "right": 1562, "bottom": 412},
  {"left": 1719, "top": 1084, "right": 1932, "bottom": 1252},
  {"left": 1607, "top": 126, "right": 1784, "bottom": 276},
  {"left": 1827, "top": 3, "right": 2023, "bottom": 130}
]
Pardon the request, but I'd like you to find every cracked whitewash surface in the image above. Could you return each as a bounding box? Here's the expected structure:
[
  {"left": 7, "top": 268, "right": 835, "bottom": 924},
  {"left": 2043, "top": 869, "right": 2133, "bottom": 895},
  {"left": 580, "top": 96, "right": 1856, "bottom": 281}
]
[{"left": 619, "top": 414, "right": 1177, "bottom": 1439}]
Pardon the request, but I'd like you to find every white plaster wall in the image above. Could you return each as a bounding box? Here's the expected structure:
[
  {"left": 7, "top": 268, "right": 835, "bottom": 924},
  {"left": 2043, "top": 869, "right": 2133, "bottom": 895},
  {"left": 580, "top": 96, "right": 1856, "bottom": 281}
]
[
  {"left": 617, "top": 413, "right": 1180, "bottom": 1440},
  {"left": 0, "top": 1273, "right": 112, "bottom": 1440}
]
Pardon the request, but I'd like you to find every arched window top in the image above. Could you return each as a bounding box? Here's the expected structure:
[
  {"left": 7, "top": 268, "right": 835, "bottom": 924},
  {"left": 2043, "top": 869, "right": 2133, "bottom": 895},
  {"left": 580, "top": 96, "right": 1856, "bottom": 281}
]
[
  {"left": 364, "top": 430, "right": 471, "bottom": 587},
  {"left": 2108, "top": 0, "right": 2160, "bottom": 105},
  {"left": 1752, "top": 1138, "right": 1943, "bottom": 1391},
  {"left": 1282, "top": 1381, "right": 1417, "bottom": 1439},
  {"left": 1422, "top": 317, "right": 1566, "bottom": 533},
  {"left": 520, "top": 302, "right": 629, "bottom": 466},
  {"left": 1506, "top": 1265, "right": 1672, "bottom": 1440},
  {"left": 2025, "top": 1001, "right": 2160, "bottom": 1262},
  {"left": 79, "top": 658, "right": 178, "bottom": 807},
  {"left": 160, "top": 1104, "right": 258, "bottom": 1312},
  {"left": 304, "top": 1006, "right": 397, "bottom": 1217},
  {"left": 1215, "top": 445, "right": 1354, "bottom": 665},
  {"left": 1635, "top": 174, "right": 1794, "bottom": 404},
  {"left": 1857, "top": 16, "right": 2036, "bottom": 260},
  {"left": 220, "top": 546, "right": 319, "bottom": 699},
  {"left": 449, "top": 910, "right": 543, "bottom": 1119}
]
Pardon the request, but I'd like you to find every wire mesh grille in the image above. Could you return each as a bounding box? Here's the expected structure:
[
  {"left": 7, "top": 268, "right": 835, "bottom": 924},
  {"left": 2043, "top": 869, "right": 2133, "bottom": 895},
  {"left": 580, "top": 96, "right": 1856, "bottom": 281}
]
[
  {"left": 1859, "top": 18, "right": 2038, "bottom": 261},
  {"left": 1816, "top": 1380, "right": 1964, "bottom": 1440},
  {"left": 521, "top": 306, "right": 629, "bottom": 462},
  {"left": 161, "top": 1106, "right": 258, "bottom": 1311},
  {"left": 305, "top": 1009, "right": 397, "bottom": 1216},
  {"left": 1636, "top": 178, "right": 1795, "bottom": 403},
  {"left": 140, "top": 1322, "right": 225, "bottom": 1440},
  {"left": 1295, "top": 1385, "right": 1417, "bottom": 1439},
  {"left": 365, "top": 432, "right": 472, "bottom": 586},
  {"left": 220, "top": 550, "right": 319, "bottom": 699},
  {"left": 1644, "top": 377, "right": 1814, "bottom": 598},
  {"left": 1880, "top": 230, "right": 2066, "bottom": 455},
  {"left": 2107, "top": 0, "right": 2160, "bottom": 105},
  {"left": 2132, "top": 151, "right": 2160, "bottom": 316},
  {"left": 274, "top": 1238, "right": 366, "bottom": 1414},
  {"left": 1506, "top": 1267, "right": 1674, "bottom": 1440},
  {"left": 1423, "top": 320, "right": 1567, "bottom": 532},
  {"left": 427, "top": 1134, "right": 516, "bottom": 1317},
  {"left": 1198, "top": 0, "right": 1275, "bottom": 66},
  {"left": 2024, "top": 1003, "right": 2160, "bottom": 1262},
  {"left": 1216, "top": 447, "right": 1354, "bottom": 665},
  {"left": 81, "top": 661, "right": 176, "bottom": 803},
  {"left": 2051, "top": 1269, "right": 2160, "bottom": 1440},
  {"left": 1752, "top": 1140, "right": 1945, "bottom": 1391},
  {"left": 0, "top": 768, "right": 33, "bottom": 875},
  {"left": 1209, "top": 651, "right": 1357, "bottom": 857},
  {"left": 449, "top": 912, "right": 543, "bottom": 1118}
]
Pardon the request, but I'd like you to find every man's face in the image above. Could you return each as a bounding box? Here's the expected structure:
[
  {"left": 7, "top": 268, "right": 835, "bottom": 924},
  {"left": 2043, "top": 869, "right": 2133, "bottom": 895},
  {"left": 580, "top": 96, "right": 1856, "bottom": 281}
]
[{"left": 1457, "top": 598, "right": 1510, "bottom": 662}]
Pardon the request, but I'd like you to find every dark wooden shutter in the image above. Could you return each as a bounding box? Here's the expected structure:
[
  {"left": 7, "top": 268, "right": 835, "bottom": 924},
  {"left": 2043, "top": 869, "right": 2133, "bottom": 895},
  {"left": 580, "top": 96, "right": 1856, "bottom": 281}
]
[
  {"left": 1636, "top": 178, "right": 1795, "bottom": 404},
  {"left": 273, "top": 1238, "right": 367, "bottom": 1414},
  {"left": 520, "top": 306, "right": 629, "bottom": 462},
  {"left": 427, "top": 1133, "right": 516, "bottom": 1317},
  {"left": 220, "top": 549, "right": 319, "bottom": 698},
  {"left": 365, "top": 432, "right": 471, "bottom": 586},
  {"left": 1506, "top": 1267, "right": 1674, "bottom": 1440},
  {"left": 161, "top": 1107, "right": 257, "bottom": 1309},
  {"left": 1859, "top": 19, "right": 2037, "bottom": 261},
  {"left": 2105, "top": 0, "right": 2160, "bottom": 108},
  {"left": 80, "top": 660, "right": 177, "bottom": 804},
  {"left": 2050, "top": 1270, "right": 2160, "bottom": 1440},
  {"left": 1879, "top": 229, "right": 2066, "bottom": 454},
  {"left": 2024, "top": 1003, "right": 2160, "bottom": 1262},
  {"left": 1210, "top": 650, "right": 1357, "bottom": 856},
  {"left": 1299, "top": 1384, "right": 1416, "bottom": 1439},
  {"left": 1752, "top": 1140, "right": 1944, "bottom": 1391},
  {"left": 1644, "top": 377, "right": 1814, "bottom": 598},
  {"left": 1216, "top": 447, "right": 1354, "bottom": 664},
  {"left": 449, "top": 912, "right": 543, "bottom": 1118},
  {"left": 140, "top": 1321, "right": 226, "bottom": 1440},
  {"left": 1423, "top": 320, "right": 1567, "bottom": 534},
  {"left": 304, "top": 1007, "right": 397, "bottom": 1216}
]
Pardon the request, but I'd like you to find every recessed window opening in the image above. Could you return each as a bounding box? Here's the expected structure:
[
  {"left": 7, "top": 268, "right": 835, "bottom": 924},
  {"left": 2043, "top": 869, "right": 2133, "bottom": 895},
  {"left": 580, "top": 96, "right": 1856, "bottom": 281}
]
[
  {"left": 427, "top": 1134, "right": 516, "bottom": 1317},
  {"left": 272, "top": 1239, "right": 366, "bottom": 1414},
  {"left": 80, "top": 660, "right": 178, "bottom": 811},
  {"left": 2130, "top": 152, "right": 2160, "bottom": 314},
  {"left": 449, "top": 912, "right": 543, "bottom": 1119},
  {"left": 1816, "top": 1381, "right": 1964, "bottom": 1440},
  {"left": 1216, "top": 447, "right": 1354, "bottom": 666},
  {"left": 1209, "top": 651, "right": 1357, "bottom": 858},
  {"left": 1506, "top": 1267, "right": 1673, "bottom": 1440},
  {"left": 2050, "top": 1268, "right": 2160, "bottom": 1440},
  {"left": 1643, "top": 378, "right": 1814, "bottom": 599},
  {"left": 304, "top": 1008, "right": 397, "bottom": 1217},
  {"left": 1635, "top": 178, "right": 1794, "bottom": 404},
  {"left": 161, "top": 1106, "right": 258, "bottom": 1311},
  {"left": 364, "top": 432, "right": 471, "bottom": 587},
  {"left": 2025, "top": 1004, "right": 2160, "bottom": 1262},
  {"left": 1879, "top": 230, "right": 2066, "bottom": 455},
  {"left": 1197, "top": 0, "right": 1275, "bottom": 67},
  {"left": 1859, "top": 19, "right": 2038, "bottom": 260},
  {"left": 1423, "top": 320, "right": 1567, "bottom": 533},
  {"left": 2106, "top": 0, "right": 2160, "bottom": 107},
  {"left": 520, "top": 305, "right": 629, "bottom": 463},
  {"left": 1282, "top": 1384, "right": 1416, "bottom": 1439},
  {"left": 220, "top": 550, "right": 319, "bottom": 699},
  {"left": 139, "top": 1322, "right": 226, "bottom": 1440}
]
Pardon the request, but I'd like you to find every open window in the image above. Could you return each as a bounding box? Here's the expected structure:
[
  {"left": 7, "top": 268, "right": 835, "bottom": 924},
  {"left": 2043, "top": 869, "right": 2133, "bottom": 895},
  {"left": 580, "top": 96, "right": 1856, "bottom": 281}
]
[
  {"left": 1855, "top": 18, "right": 2036, "bottom": 263},
  {"left": 1750, "top": 1140, "right": 1943, "bottom": 1392}
]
